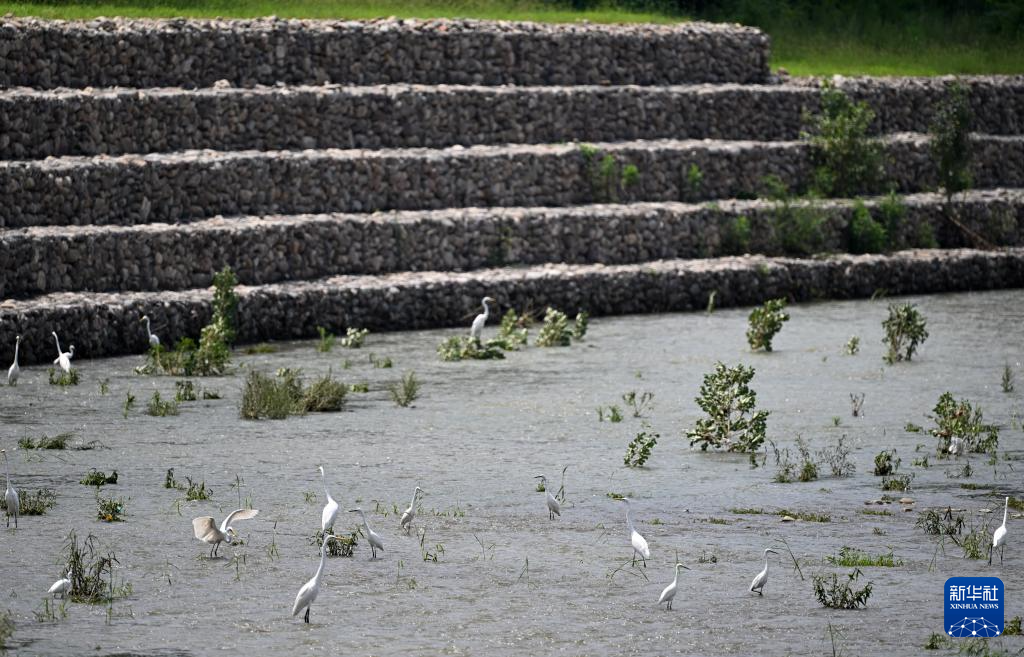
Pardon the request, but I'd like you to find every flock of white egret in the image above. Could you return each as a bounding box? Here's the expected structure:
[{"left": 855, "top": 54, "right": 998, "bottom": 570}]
[{"left": 1, "top": 298, "right": 1015, "bottom": 627}]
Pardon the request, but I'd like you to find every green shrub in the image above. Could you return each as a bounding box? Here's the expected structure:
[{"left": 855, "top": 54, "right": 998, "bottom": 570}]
[
  {"left": 437, "top": 336, "right": 506, "bottom": 361},
  {"left": 316, "top": 326, "right": 336, "bottom": 352},
  {"left": 579, "top": 144, "right": 639, "bottom": 203},
  {"left": 931, "top": 82, "right": 973, "bottom": 199},
  {"left": 747, "top": 298, "right": 790, "bottom": 352},
  {"left": 882, "top": 303, "right": 928, "bottom": 364},
  {"left": 0, "top": 488, "right": 57, "bottom": 516},
  {"left": 339, "top": 327, "right": 369, "bottom": 348},
  {"left": 301, "top": 373, "right": 348, "bottom": 412},
  {"left": 682, "top": 163, "right": 703, "bottom": 201},
  {"left": 97, "top": 496, "right": 126, "bottom": 522},
  {"left": 688, "top": 362, "right": 769, "bottom": 453},
  {"left": 498, "top": 309, "right": 530, "bottom": 348},
  {"left": 722, "top": 214, "right": 752, "bottom": 255},
  {"left": 930, "top": 392, "right": 999, "bottom": 455},
  {"left": 174, "top": 380, "right": 197, "bottom": 402},
  {"left": 240, "top": 369, "right": 304, "bottom": 420},
  {"left": 388, "top": 371, "right": 420, "bottom": 408},
  {"left": 536, "top": 308, "right": 572, "bottom": 347},
  {"left": 826, "top": 546, "right": 903, "bottom": 567},
  {"left": 803, "top": 83, "right": 885, "bottom": 197},
  {"left": 812, "top": 568, "right": 873, "bottom": 609},
  {"left": 146, "top": 391, "right": 179, "bottom": 417},
  {"left": 48, "top": 368, "right": 80, "bottom": 386},
  {"left": 624, "top": 424, "right": 658, "bottom": 467},
  {"left": 873, "top": 449, "right": 900, "bottom": 476},
  {"left": 848, "top": 200, "right": 888, "bottom": 253},
  {"left": 80, "top": 470, "right": 117, "bottom": 487},
  {"left": 762, "top": 176, "right": 827, "bottom": 256}
]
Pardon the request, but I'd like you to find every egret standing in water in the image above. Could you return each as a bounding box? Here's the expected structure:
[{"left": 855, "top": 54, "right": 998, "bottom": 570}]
[
  {"left": 319, "top": 466, "right": 339, "bottom": 533},
  {"left": 292, "top": 534, "right": 336, "bottom": 623},
  {"left": 658, "top": 563, "right": 690, "bottom": 610},
  {"left": 349, "top": 508, "right": 384, "bottom": 559},
  {"left": 533, "top": 475, "right": 561, "bottom": 520},
  {"left": 749, "top": 548, "right": 779, "bottom": 595},
  {"left": 51, "top": 332, "right": 74, "bottom": 373},
  {"left": 141, "top": 315, "right": 159, "bottom": 347},
  {"left": 469, "top": 297, "right": 495, "bottom": 342},
  {"left": 7, "top": 335, "right": 20, "bottom": 386},
  {"left": 48, "top": 568, "right": 73, "bottom": 599},
  {"left": 400, "top": 486, "right": 423, "bottom": 534},
  {"left": 991, "top": 497, "right": 1009, "bottom": 565},
  {"left": 618, "top": 498, "right": 650, "bottom": 566},
  {"left": 192, "top": 508, "right": 260, "bottom": 557},
  {"left": 2, "top": 449, "right": 18, "bottom": 529}
]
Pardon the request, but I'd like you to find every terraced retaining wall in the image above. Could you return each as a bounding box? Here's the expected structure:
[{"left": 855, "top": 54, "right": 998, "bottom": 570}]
[
  {"left": 3, "top": 77, "right": 1022, "bottom": 159},
  {"left": 0, "top": 17, "right": 769, "bottom": 89},
  {"left": 1, "top": 248, "right": 1021, "bottom": 365},
  {"left": 1, "top": 190, "right": 1020, "bottom": 298},
  {"left": 3, "top": 135, "right": 1023, "bottom": 228}
]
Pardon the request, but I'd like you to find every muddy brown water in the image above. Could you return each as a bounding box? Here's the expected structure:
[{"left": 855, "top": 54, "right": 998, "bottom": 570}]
[{"left": 1, "top": 290, "right": 1023, "bottom": 656}]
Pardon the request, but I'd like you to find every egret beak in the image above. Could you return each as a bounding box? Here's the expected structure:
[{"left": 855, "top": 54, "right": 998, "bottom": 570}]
[
  {"left": 767, "top": 549, "right": 779, "bottom": 555},
  {"left": 676, "top": 563, "right": 691, "bottom": 570},
  {"left": 347, "top": 508, "right": 359, "bottom": 513}
]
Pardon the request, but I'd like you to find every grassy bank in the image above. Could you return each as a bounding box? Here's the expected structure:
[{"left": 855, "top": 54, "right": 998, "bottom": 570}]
[{"left": 1, "top": 0, "right": 1022, "bottom": 76}]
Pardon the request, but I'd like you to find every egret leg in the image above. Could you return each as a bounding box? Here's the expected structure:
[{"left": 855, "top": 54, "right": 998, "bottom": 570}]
[
  {"left": 667, "top": 600, "right": 672, "bottom": 611},
  {"left": 631, "top": 550, "right": 637, "bottom": 567},
  {"left": 758, "top": 590, "right": 763, "bottom": 596},
  {"left": 989, "top": 545, "right": 993, "bottom": 565},
  {"left": 304, "top": 607, "right": 310, "bottom": 623},
  {"left": 1001, "top": 545, "right": 1005, "bottom": 565}
]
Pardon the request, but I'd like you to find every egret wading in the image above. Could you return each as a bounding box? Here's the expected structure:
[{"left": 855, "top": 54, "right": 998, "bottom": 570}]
[
  {"left": 533, "top": 475, "right": 561, "bottom": 520},
  {"left": 7, "top": 335, "right": 20, "bottom": 386},
  {"left": 619, "top": 497, "right": 650, "bottom": 566},
  {"left": 48, "top": 568, "right": 73, "bottom": 599},
  {"left": 319, "top": 465, "right": 339, "bottom": 533},
  {"left": 192, "top": 508, "right": 260, "bottom": 557},
  {"left": 400, "top": 486, "right": 424, "bottom": 534},
  {"left": 141, "top": 315, "right": 159, "bottom": 347},
  {"left": 470, "top": 297, "right": 496, "bottom": 342},
  {"left": 658, "top": 563, "right": 690, "bottom": 610},
  {"left": 51, "top": 332, "right": 74, "bottom": 373},
  {"left": 991, "top": 496, "right": 1009, "bottom": 565},
  {"left": 292, "top": 534, "right": 337, "bottom": 623},
  {"left": 2, "top": 449, "right": 18, "bottom": 529},
  {"left": 349, "top": 508, "right": 384, "bottom": 559},
  {"left": 749, "top": 548, "right": 779, "bottom": 595}
]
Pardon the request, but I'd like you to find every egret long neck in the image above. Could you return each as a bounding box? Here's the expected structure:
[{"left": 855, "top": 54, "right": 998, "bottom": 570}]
[
  {"left": 409, "top": 489, "right": 419, "bottom": 509},
  {"left": 764, "top": 553, "right": 770, "bottom": 573},
  {"left": 481, "top": 301, "right": 490, "bottom": 320},
  {"left": 1004, "top": 499, "right": 1009, "bottom": 526},
  {"left": 321, "top": 470, "right": 331, "bottom": 500},
  {"left": 625, "top": 504, "right": 635, "bottom": 532},
  {"left": 53, "top": 333, "right": 61, "bottom": 355},
  {"left": 314, "top": 542, "right": 329, "bottom": 582},
  {"left": 358, "top": 511, "right": 371, "bottom": 533},
  {"left": 13, "top": 340, "right": 18, "bottom": 363},
  {"left": 3, "top": 454, "right": 9, "bottom": 488}
]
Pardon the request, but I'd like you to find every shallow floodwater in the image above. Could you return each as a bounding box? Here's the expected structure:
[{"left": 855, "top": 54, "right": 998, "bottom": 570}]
[{"left": 2, "top": 290, "right": 1023, "bottom": 656}]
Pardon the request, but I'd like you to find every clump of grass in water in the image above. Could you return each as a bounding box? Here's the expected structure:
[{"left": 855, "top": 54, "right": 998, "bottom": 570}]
[
  {"left": 146, "top": 391, "right": 179, "bottom": 417},
  {"left": 80, "top": 469, "right": 118, "bottom": 487},
  {"left": 388, "top": 371, "right": 420, "bottom": 408},
  {"left": 826, "top": 547, "right": 903, "bottom": 567},
  {"left": 48, "top": 368, "right": 80, "bottom": 386},
  {"left": 818, "top": 435, "right": 855, "bottom": 477},
  {"left": 240, "top": 369, "right": 302, "bottom": 419},
  {"left": 0, "top": 488, "right": 57, "bottom": 516},
  {"left": 369, "top": 353, "right": 392, "bottom": 368},
  {"left": 688, "top": 362, "right": 769, "bottom": 453},
  {"left": 61, "top": 531, "right": 129, "bottom": 603},
  {"left": 916, "top": 507, "right": 965, "bottom": 536},
  {"left": 349, "top": 382, "right": 370, "bottom": 393},
  {"left": 99, "top": 378, "right": 110, "bottom": 395},
  {"left": 0, "top": 610, "right": 12, "bottom": 648},
  {"left": 174, "top": 380, "right": 196, "bottom": 402},
  {"left": 882, "top": 303, "right": 928, "bottom": 364},
  {"left": 849, "top": 393, "right": 865, "bottom": 417},
  {"left": 1002, "top": 364, "right": 1014, "bottom": 393},
  {"left": 437, "top": 335, "right": 506, "bottom": 361},
  {"left": 1004, "top": 616, "right": 1022, "bottom": 636},
  {"left": 310, "top": 529, "right": 358, "bottom": 557},
  {"left": 881, "top": 473, "right": 913, "bottom": 492},
  {"left": 315, "top": 326, "right": 336, "bottom": 352},
  {"left": 747, "top": 298, "right": 790, "bottom": 352},
  {"left": 844, "top": 336, "right": 860, "bottom": 355},
  {"left": 18, "top": 432, "right": 73, "bottom": 450},
  {"left": 812, "top": 568, "right": 873, "bottom": 609},
  {"left": 779, "top": 509, "right": 831, "bottom": 522},
  {"left": 924, "top": 632, "right": 952, "bottom": 650},
  {"left": 622, "top": 391, "right": 653, "bottom": 418},
  {"left": 244, "top": 343, "right": 277, "bottom": 354},
  {"left": 623, "top": 423, "right": 658, "bottom": 467},
  {"left": 164, "top": 468, "right": 182, "bottom": 490},
  {"left": 535, "top": 308, "right": 572, "bottom": 347},
  {"left": 861, "top": 508, "right": 891, "bottom": 516},
  {"left": 96, "top": 495, "right": 126, "bottom": 522},
  {"left": 772, "top": 437, "right": 818, "bottom": 483},
  {"left": 873, "top": 449, "right": 900, "bottom": 476},
  {"left": 930, "top": 392, "right": 999, "bottom": 456},
  {"left": 597, "top": 405, "right": 624, "bottom": 422},
  {"left": 339, "top": 327, "right": 370, "bottom": 348},
  {"left": 302, "top": 372, "right": 348, "bottom": 412},
  {"left": 122, "top": 391, "right": 135, "bottom": 418},
  {"left": 182, "top": 476, "right": 212, "bottom": 502},
  {"left": 498, "top": 309, "right": 531, "bottom": 348}
]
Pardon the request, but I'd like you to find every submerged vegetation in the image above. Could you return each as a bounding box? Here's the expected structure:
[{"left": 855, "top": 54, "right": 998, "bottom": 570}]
[
  {"left": 746, "top": 297, "right": 789, "bottom": 351},
  {"left": 882, "top": 303, "right": 929, "bottom": 364},
  {"left": 813, "top": 569, "right": 873, "bottom": 609},
  {"left": 688, "top": 362, "right": 769, "bottom": 453},
  {"left": 930, "top": 392, "right": 999, "bottom": 455},
  {"left": 240, "top": 369, "right": 349, "bottom": 419},
  {"left": 624, "top": 423, "right": 658, "bottom": 467}
]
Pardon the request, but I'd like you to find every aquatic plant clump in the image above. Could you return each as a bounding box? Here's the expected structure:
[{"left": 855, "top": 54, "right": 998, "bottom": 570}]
[
  {"left": 48, "top": 367, "right": 80, "bottom": 386},
  {"left": 812, "top": 568, "right": 873, "bottom": 609},
  {"left": 882, "top": 303, "right": 928, "bottom": 364},
  {"left": 688, "top": 362, "right": 769, "bottom": 453},
  {"left": 62, "top": 531, "right": 127, "bottom": 603},
  {"left": 930, "top": 392, "right": 999, "bottom": 455},
  {"left": 624, "top": 424, "right": 658, "bottom": 467},
  {"left": 746, "top": 297, "right": 790, "bottom": 352},
  {"left": 535, "top": 308, "right": 572, "bottom": 347},
  {"left": 388, "top": 371, "right": 420, "bottom": 408},
  {"left": 339, "top": 327, "right": 369, "bottom": 349},
  {"left": 437, "top": 336, "right": 506, "bottom": 361}
]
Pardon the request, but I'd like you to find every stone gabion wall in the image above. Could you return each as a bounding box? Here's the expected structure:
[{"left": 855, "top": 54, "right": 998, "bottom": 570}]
[
  {"left": 0, "top": 17, "right": 770, "bottom": 90},
  {"left": 3, "top": 135, "right": 1022, "bottom": 228},
  {"left": 1, "top": 248, "right": 1021, "bottom": 365},
  {"left": 1, "top": 190, "right": 1020, "bottom": 298},
  {"left": 2, "top": 77, "right": 1021, "bottom": 160}
]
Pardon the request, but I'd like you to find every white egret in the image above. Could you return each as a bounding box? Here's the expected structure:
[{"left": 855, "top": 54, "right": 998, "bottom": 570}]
[
  {"left": 533, "top": 475, "right": 561, "bottom": 520},
  {"left": 192, "top": 508, "right": 260, "bottom": 557},
  {"left": 319, "top": 465, "right": 339, "bottom": 533},
  {"left": 658, "top": 563, "right": 690, "bottom": 610},
  {"left": 7, "top": 335, "right": 20, "bottom": 386},
  {"left": 619, "top": 497, "right": 650, "bottom": 566},
  {"left": 400, "top": 486, "right": 423, "bottom": 534},
  {"left": 47, "top": 568, "right": 73, "bottom": 599},
  {"left": 749, "top": 548, "right": 779, "bottom": 595},
  {"left": 141, "top": 315, "right": 159, "bottom": 347},
  {"left": 292, "top": 534, "right": 337, "bottom": 623},
  {"left": 2, "top": 449, "right": 18, "bottom": 529},
  {"left": 349, "top": 508, "right": 384, "bottom": 559},
  {"left": 948, "top": 436, "right": 964, "bottom": 457},
  {"left": 469, "top": 296, "right": 495, "bottom": 342},
  {"left": 991, "top": 496, "right": 1009, "bottom": 565},
  {"left": 51, "top": 331, "right": 74, "bottom": 373}
]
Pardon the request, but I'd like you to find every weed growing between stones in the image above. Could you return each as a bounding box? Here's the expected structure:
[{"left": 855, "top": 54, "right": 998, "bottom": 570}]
[
  {"left": 688, "top": 362, "right": 769, "bottom": 453},
  {"left": 80, "top": 470, "right": 117, "bottom": 487},
  {"left": 761, "top": 176, "right": 827, "bottom": 256},
  {"left": 389, "top": 371, "right": 420, "bottom": 408},
  {"left": 932, "top": 82, "right": 974, "bottom": 201},
  {"left": 873, "top": 449, "right": 900, "bottom": 476},
  {"left": 146, "top": 391, "right": 179, "bottom": 417},
  {"left": 682, "top": 163, "right": 703, "bottom": 202},
  {"left": 578, "top": 144, "right": 640, "bottom": 203},
  {"left": 48, "top": 368, "right": 80, "bottom": 386},
  {"left": 803, "top": 83, "right": 885, "bottom": 197},
  {"left": 930, "top": 392, "right": 999, "bottom": 455},
  {"left": 623, "top": 423, "right": 658, "bottom": 467},
  {"left": 340, "top": 327, "right": 370, "bottom": 348},
  {"left": 812, "top": 568, "right": 873, "bottom": 609},
  {"left": 315, "top": 326, "right": 335, "bottom": 352},
  {"left": 721, "top": 214, "right": 752, "bottom": 255},
  {"left": 882, "top": 303, "right": 928, "bottom": 364},
  {"left": 826, "top": 547, "right": 903, "bottom": 567},
  {"left": 848, "top": 200, "right": 888, "bottom": 253},
  {"left": 746, "top": 298, "right": 789, "bottom": 351}
]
